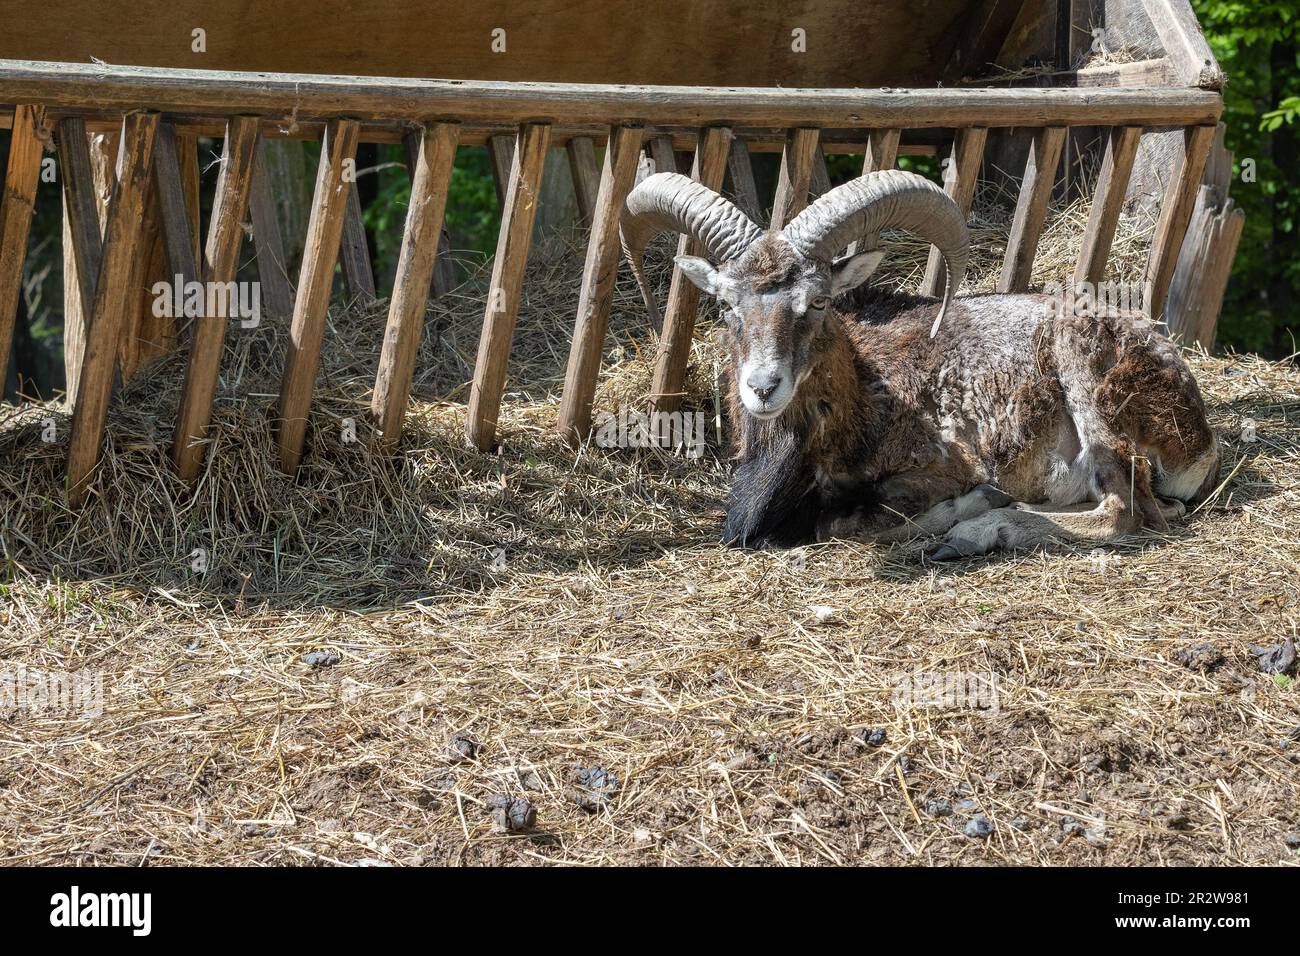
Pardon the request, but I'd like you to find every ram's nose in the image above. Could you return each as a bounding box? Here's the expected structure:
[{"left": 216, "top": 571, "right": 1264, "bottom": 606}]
[{"left": 747, "top": 373, "right": 783, "bottom": 403}]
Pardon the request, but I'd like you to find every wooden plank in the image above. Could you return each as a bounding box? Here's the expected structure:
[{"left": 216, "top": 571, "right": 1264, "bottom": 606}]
[
  {"left": 465, "top": 122, "right": 552, "bottom": 452},
  {"left": 1143, "top": 123, "right": 1215, "bottom": 322},
  {"left": 248, "top": 139, "right": 295, "bottom": 318},
  {"left": 402, "top": 130, "right": 456, "bottom": 297},
  {"left": 65, "top": 112, "right": 158, "bottom": 506},
  {"left": 1072, "top": 125, "right": 1142, "bottom": 289},
  {"left": 1075, "top": 57, "right": 1178, "bottom": 88},
  {"left": 123, "top": 161, "right": 175, "bottom": 376},
  {"left": 998, "top": 126, "right": 1066, "bottom": 293},
  {"left": 648, "top": 125, "right": 732, "bottom": 417},
  {"left": 176, "top": 132, "right": 201, "bottom": 268},
  {"left": 150, "top": 122, "right": 199, "bottom": 293},
  {"left": 0, "top": 105, "right": 46, "bottom": 387},
  {"left": 57, "top": 116, "right": 102, "bottom": 408},
  {"left": 921, "top": 126, "right": 987, "bottom": 298},
  {"left": 487, "top": 134, "right": 515, "bottom": 207},
  {"left": 0, "top": 60, "right": 1225, "bottom": 129},
  {"left": 648, "top": 136, "right": 677, "bottom": 174},
  {"left": 170, "top": 116, "right": 260, "bottom": 483},
  {"left": 771, "top": 127, "right": 819, "bottom": 227},
  {"left": 339, "top": 175, "right": 376, "bottom": 303},
  {"left": 847, "top": 128, "right": 902, "bottom": 255},
  {"left": 370, "top": 122, "right": 459, "bottom": 452},
  {"left": 725, "top": 137, "right": 763, "bottom": 225},
  {"left": 275, "top": 118, "right": 360, "bottom": 473},
  {"left": 810, "top": 143, "right": 831, "bottom": 200},
  {"left": 1137, "top": 0, "right": 1225, "bottom": 89},
  {"left": 565, "top": 135, "right": 600, "bottom": 229},
  {"left": 557, "top": 124, "right": 645, "bottom": 442}
]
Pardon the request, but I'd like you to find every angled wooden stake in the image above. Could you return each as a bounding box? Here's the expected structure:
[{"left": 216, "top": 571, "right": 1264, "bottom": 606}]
[
  {"left": 999, "top": 126, "right": 1066, "bottom": 293},
  {"left": 648, "top": 126, "right": 732, "bottom": 417},
  {"left": 57, "top": 117, "right": 103, "bottom": 409},
  {"left": 487, "top": 134, "right": 515, "bottom": 207},
  {"left": 0, "top": 105, "right": 46, "bottom": 386},
  {"left": 849, "top": 128, "right": 902, "bottom": 255},
  {"left": 921, "top": 127, "right": 987, "bottom": 298},
  {"left": 1144, "top": 124, "right": 1216, "bottom": 322},
  {"left": 66, "top": 112, "right": 159, "bottom": 506},
  {"left": 771, "top": 127, "right": 820, "bottom": 227},
  {"left": 275, "top": 118, "right": 360, "bottom": 473},
  {"left": 151, "top": 122, "right": 200, "bottom": 294},
  {"left": 557, "top": 124, "right": 645, "bottom": 443},
  {"left": 370, "top": 122, "right": 459, "bottom": 452},
  {"left": 465, "top": 122, "right": 552, "bottom": 452},
  {"left": 566, "top": 135, "right": 601, "bottom": 229},
  {"left": 648, "top": 136, "right": 677, "bottom": 175},
  {"left": 725, "top": 137, "right": 763, "bottom": 226},
  {"left": 402, "top": 131, "right": 457, "bottom": 297},
  {"left": 339, "top": 174, "right": 376, "bottom": 303},
  {"left": 1073, "top": 126, "right": 1143, "bottom": 290},
  {"left": 171, "top": 115, "right": 260, "bottom": 483},
  {"left": 810, "top": 143, "right": 832, "bottom": 200},
  {"left": 176, "top": 133, "right": 202, "bottom": 269},
  {"left": 248, "top": 139, "right": 295, "bottom": 318}
]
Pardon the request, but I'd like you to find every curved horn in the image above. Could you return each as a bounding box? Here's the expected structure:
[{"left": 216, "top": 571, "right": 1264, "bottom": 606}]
[
  {"left": 782, "top": 170, "right": 970, "bottom": 335},
  {"left": 621, "top": 173, "right": 763, "bottom": 324}
]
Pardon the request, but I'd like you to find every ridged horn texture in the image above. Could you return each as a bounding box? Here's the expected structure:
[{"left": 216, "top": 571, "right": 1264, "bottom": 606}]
[
  {"left": 620, "top": 173, "right": 764, "bottom": 325},
  {"left": 782, "top": 169, "right": 970, "bottom": 334}
]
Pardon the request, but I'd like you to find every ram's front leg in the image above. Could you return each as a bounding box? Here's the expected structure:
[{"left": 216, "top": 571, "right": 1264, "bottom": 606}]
[
  {"left": 722, "top": 429, "right": 819, "bottom": 549},
  {"left": 817, "top": 484, "right": 1013, "bottom": 544}
]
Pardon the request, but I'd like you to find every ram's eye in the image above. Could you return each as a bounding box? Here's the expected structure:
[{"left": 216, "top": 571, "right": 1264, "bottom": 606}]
[{"left": 809, "top": 295, "right": 830, "bottom": 311}]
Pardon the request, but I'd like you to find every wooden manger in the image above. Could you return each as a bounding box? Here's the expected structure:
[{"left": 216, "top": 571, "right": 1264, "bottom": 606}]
[{"left": 0, "top": 1, "right": 1228, "bottom": 505}]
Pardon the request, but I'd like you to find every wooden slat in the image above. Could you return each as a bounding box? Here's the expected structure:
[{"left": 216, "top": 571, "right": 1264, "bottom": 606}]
[
  {"left": 725, "top": 136, "right": 763, "bottom": 225},
  {"left": 557, "top": 124, "right": 645, "bottom": 442},
  {"left": 0, "top": 60, "right": 1226, "bottom": 129},
  {"left": 123, "top": 159, "right": 175, "bottom": 376},
  {"left": 339, "top": 175, "right": 376, "bottom": 303},
  {"left": 648, "top": 136, "right": 676, "bottom": 174},
  {"left": 921, "top": 126, "right": 987, "bottom": 298},
  {"left": 565, "top": 135, "right": 600, "bottom": 229},
  {"left": 248, "top": 139, "right": 294, "bottom": 318},
  {"left": 66, "top": 111, "right": 159, "bottom": 506},
  {"left": 848, "top": 128, "right": 902, "bottom": 255},
  {"left": 171, "top": 116, "right": 260, "bottom": 483},
  {"left": 465, "top": 122, "right": 552, "bottom": 452},
  {"left": 648, "top": 125, "right": 732, "bottom": 417},
  {"left": 810, "top": 143, "right": 832, "bottom": 200},
  {"left": 771, "top": 127, "right": 819, "bottom": 227},
  {"left": 998, "top": 125, "right": 1066, "bottom": 293},
  {"left": 150, "top": 122, "right": 199, "bottom": 292},
  {"left": 402, "top": 131, "right": 456, "bottom": 297},
  {"left": 0, "top": 105, "right": 46, "bottom": 386},
  {"left": 1143, "top": 124, "right": 1216, "bottom": 322},
  {"left": 275, "top": 118, "right": 360, "bottom": 473},
  {"left": 1072, "top": 126, "right": 1143, "bottom": 289},
  {"left": 1137, "top": 0, "right": 1225, "bottom": 89},
  {"left": 487, "top": 134, "right": 515, "bottom": 207},
  {"left": 370, "top": 122, "right": 459, "bottom": 452},
  {"left": 176, "top": 132, "right": 202, "bottom": 269},
  {"left": 57, "top": 116, "right": 102, "bottom": 408}
]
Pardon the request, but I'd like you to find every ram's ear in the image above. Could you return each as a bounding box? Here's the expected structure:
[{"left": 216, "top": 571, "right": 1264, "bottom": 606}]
[
  {"left": 830, "top": 249, "right": 886, "bottom": 295},
  {"left": 674, "top": 255, "right": 729, "bottom": 298}
]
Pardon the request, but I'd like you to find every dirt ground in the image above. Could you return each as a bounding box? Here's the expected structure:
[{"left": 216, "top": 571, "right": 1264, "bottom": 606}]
[{"left": 2, "top": 232, "right": 1298, "bottom": 866}]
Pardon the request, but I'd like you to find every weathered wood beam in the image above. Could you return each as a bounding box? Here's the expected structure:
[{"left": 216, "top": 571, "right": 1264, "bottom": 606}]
[
  {"left": 487, "top": 134, "right": 515, "bottom": 207},
  {"left": 921, "top": 126, "right": 987, "bottom": 298},
  {"left": 275, "top": 118, "right": 360, "bottom": 473},
  {"left": 725, "top": 137, "right": 763, "bottom": 225},
  {"left": 248, "top": 139, "right": 295, "bottom": 318},
  {"left": 557, "top": 124, "right": 645, "bottom": 442},
  {"left": 1143, "top": 124, "right": 1216, "bottom": 322},
  {"left": 998, "top": 126, "right": 1066, "bottom": 293},
  {"left": 465, "top": 122, "right": 552, "bottom": 452},
  {"left": 0, "top": 60, "right": 1225, "bottom": 129},
  {"left": 66, "top": 111, "right": 158, "bottom": 506},
  {"left": 565, "top": 135, "right": 600, "bottom": 229},
  {"left": 810, "top": 143, "right": 832, "bottom": 200},
  {"left": 771, "top": 128, "right": 819, "bottom": 227},
  {"left": 1075, "top": 57, "right": 1178, "bottom": 89},
  {"left": 370, "top": 122, "right": 459, "bottom": 452},
  {"left": 401, "top": 130, "right": 456, "bottom": 297},
  {"left": 648, "top": 125, "right": 732, "bottom": 417},
  {"left": 338, "top": 172, "right": 376, "bottom": 303},
  {"left": 171, "top": 115, "right": 260, "bottom": 483},
  {"left": 648, "top": 136, "right": 677, "bottom": 174},
  {"left": 56, "top": 117, "right": 102, "bottom": 409},
  {"left": 1137, "top": 0, "right": 1225, "bottom": 89},
  {"left": 0, "top": 105, "right": 45, "bottom": 386},
  {"left": 150, "top": 122, "right": 200, "bottom": 294},
  {"left": 1073, "top": 126, "right": 1142, "bottom": 289}
]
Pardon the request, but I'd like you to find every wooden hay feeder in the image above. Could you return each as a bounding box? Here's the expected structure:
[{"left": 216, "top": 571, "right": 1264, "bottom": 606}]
[{"left": 0, "top": 1, "right": 1228, "bottom": 505}]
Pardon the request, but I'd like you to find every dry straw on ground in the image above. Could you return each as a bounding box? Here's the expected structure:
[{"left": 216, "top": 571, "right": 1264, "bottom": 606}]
[{"left": 1, "top": 188, "right": 1297, "bottom": 866}]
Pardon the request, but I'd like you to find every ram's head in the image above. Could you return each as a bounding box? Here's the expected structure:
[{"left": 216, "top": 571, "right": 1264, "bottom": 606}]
[{"left": 621, "top": 170, "right": 969, "bottom": 418}]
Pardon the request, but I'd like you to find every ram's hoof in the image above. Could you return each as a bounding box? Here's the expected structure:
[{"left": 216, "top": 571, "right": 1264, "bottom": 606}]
[
  {"left": 929, "top": 538, "right": 980, "bottom": 562},
  {"left": 973, "top": 484, "right": 1013, "bottom": 509}
]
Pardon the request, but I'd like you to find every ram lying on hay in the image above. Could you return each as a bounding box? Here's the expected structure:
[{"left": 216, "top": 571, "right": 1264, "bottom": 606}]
[{"left": 0, "top": 185, "right": 1297, "bottom": 866}]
